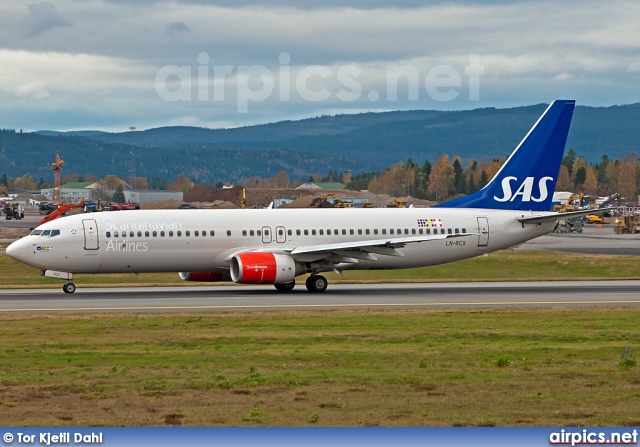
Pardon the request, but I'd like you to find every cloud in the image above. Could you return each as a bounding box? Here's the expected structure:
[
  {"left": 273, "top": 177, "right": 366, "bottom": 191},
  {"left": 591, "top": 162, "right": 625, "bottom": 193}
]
[
  {"left": 164, "top": 21, "right": 191, "bottom": 37},
  {"left": 20, "top": 1, "right": 70, "bottom": 38},
  {"left": 0, "top": 0, "right": 639, "bottom": 131}
]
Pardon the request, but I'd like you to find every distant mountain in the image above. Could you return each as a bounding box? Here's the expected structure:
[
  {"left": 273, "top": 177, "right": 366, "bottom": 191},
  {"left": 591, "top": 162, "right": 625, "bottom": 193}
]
[{"left": 4, "top": 103, "right": 638, "bottom": 184}]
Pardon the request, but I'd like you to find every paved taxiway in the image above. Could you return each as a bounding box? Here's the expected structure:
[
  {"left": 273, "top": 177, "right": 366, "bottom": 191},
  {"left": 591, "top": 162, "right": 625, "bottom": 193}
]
[{"left": 1, "top": 281, "right": 640, "bottom": 313}]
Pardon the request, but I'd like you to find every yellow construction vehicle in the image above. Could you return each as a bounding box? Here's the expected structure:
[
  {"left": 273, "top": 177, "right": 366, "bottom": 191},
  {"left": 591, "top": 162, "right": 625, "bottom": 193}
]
[
  {"left": 585, "top": 213, "right": 604, "bottom": 224},
  {"left": 323, "top": 194, "right": 354, "bottom": 208},
  {"left": 614, "top": 215, "right": 640, "bottom": 234},
  {"left": 553, "top": 193, "right": 584, "bottom": 213},
  {"left": 386, "top": 199, "right": 408, "bottom": 208}
]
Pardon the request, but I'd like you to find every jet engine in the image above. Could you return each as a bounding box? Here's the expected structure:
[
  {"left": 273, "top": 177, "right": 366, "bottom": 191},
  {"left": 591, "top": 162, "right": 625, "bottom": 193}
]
[{"left": 230, "top": 252, "right": 304, "bottom": 284}]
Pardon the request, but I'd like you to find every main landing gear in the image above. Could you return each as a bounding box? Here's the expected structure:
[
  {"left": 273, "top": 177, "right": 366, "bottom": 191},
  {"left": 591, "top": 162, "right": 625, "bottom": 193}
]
[
  {"left": 274, "top": 281, "right": 296, "bottom": 292},
  {"left": 272, "top": 275, "right": 329, "bottom": 293},
  {"left": 62, "top": 282, "right": 76, "bottom": 294},
  {"left": 305, "top": 275, "right": 328, "bottom": 293}
]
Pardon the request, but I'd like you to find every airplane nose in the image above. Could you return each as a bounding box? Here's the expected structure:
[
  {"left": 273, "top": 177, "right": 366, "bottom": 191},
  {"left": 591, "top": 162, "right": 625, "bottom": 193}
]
[{"left": 6, "top": 238, "right": 29, "bottom": 264}]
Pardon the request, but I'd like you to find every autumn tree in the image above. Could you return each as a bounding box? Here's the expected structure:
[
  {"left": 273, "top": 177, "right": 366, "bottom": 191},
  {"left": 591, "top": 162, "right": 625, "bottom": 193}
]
[
  {"left": 168, "top": 175, "right": 195, "bottom": 194},
  {"left": 61, "top": 172, "right": 79, "bottom": 184},
  {"left": 555, "top": 165, "right": 572, "bottom": 191},
  {"left": 582, "top": 166, "right": 599, "bottom": 196},
  {"left": 616, "top": 153, "right": 638, "bottom": 200},
  {"left": 427, "top": 154, "right": 454, "bottom": 201}
]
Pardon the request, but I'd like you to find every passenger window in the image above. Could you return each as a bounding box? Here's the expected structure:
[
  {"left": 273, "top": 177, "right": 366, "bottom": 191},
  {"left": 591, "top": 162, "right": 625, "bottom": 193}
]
[
  {"left": 304, "top": 230, "right": 309, "bottom": 236},
  {"left": 138, "top": 231, "right": 142, "bottom": 237},
  {"left": 161, "top": 231, "right": 165, "bottom": 237},
  {"left": 169, "top": 231, "right": 173, "bottom": 237},
  {"left": 257, "top": 230, "right": 262, "bottom": 236},
  {"left": 404, "top": 229, "right": 409, "bottom": 235},
  {"left": 145, "top": 231, "right": 150, "bottom": 237},
  {"left": 195, "top": 231, "right": 199, "bottom": 236},
  {"left": 177, "top": 231, "right": 182, "bottom": 237},
  {"left": 186, "top": 231, "right": 190, "bottom": 237},
  {"left": 447, "top": 228, "right": 452, "bottom": 234},
  {"left": 349, "top": 229, "right": 354, "bottom": 235},
  {"left": 425, "top": 229, "right": 429, "bottom": 234},
  {"left": 279, "top": 229, "right": 284, "bottom": 236},
  {"left": 390, "top": 229, "right": 394, "bottom": 235},
  {"left": 243, "top": 230, "right": 247, "bottom": 236},
  {"left": 202, "top": 230, "right": 206, "bottom": 237},
  {"left": 366, "top": 229, "right": 370, "bottom": 235},
  {"left": 288, "top": 230, "right": 292, "bottom": 236},
  {"left": 106, "top": 231, "right": 111, "bottom": 238},
  {"left": 358, "top": 229, "right": 362, "bottom": 235},
  {"left": 227, "top": 230, "right": 231, "bottom": 236},
  {"left": 210, "top": 231, "right": 215, "bottom": 236},
  {"left": 319, "top": 229, "right": 323, "bottom": 235},
  {"left": 374, "top": 229, "right": 378, "bottom": 235},
  {"left": 130, "top": 231, "right": 134, "bottom": 237},
  {"left": 312, "top": 229, "right": 316, "bottom": 236},
  {"left": 113, "top": 231, "right": 118, "bottom": 238},
  {"left": 382, "top": 229, "right": 387, "bottom": 235},
  {"left": 441, "top": 229, "right": 446, "bottom": 234},
  {"left": 462, "top": 228, "right": 466, "bottom": 233},
  {"left": 334, "top": 229, "right": 338, "bottom": 235},
  {"left": 153, "top": 231, "right": 157, "bottom": 237},
  {"left": 342, "top": 229, "right": 346, "bottom": 235},
  {"left": 327, "top": 229, "right": 331, "bottom": 235},
  {"left": 412, "top": 229, "right": 416, "bottom": 235},
  {"left": 264, "top": 230, "right": 269, "bottom": 236},
  {"left": 250, "top": 230, "right": 255, "bottom": 236},
  {"left": 455, "top": 228, "right": 460, "bottom": 234},
  {"left": 296, "top": 230, "right": 301, "bottom": 236}
]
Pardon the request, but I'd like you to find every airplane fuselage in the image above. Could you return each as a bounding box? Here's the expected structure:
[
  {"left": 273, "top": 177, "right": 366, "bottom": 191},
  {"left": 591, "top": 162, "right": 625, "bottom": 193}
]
[{"left": 10, "top": 207, "right": 554, "bottom": 275}]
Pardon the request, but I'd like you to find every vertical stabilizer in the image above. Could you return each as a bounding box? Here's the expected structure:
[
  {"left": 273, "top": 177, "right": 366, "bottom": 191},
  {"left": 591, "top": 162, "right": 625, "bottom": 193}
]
[{"left": 435, "top": 100, "right": 575, "bottom": 211}]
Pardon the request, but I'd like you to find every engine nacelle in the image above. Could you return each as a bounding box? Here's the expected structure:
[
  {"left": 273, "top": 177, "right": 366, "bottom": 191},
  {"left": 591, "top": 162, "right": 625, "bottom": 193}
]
[
  {"left": 230, "top": 252, "right": 303, "bottom": 284},
  {"left": 179, "top": 271, "right": 227, "bottom": 282}
]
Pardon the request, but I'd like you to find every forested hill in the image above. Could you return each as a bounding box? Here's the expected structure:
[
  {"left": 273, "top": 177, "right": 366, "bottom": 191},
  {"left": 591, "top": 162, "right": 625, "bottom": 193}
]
[{"left": 0, "top": 103, "right": 637, "bottom": 183}]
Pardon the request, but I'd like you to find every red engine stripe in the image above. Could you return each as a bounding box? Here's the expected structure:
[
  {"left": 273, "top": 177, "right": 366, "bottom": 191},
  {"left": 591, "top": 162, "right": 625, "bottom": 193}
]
[{"left": 238, "top": 252, "right": 277, "bottom": 284}]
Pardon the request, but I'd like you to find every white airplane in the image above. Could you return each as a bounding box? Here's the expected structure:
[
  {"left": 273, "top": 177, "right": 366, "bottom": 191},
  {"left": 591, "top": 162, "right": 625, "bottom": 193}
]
[{"left": 7, "top": 100, "right": 585, "bottom": 294}]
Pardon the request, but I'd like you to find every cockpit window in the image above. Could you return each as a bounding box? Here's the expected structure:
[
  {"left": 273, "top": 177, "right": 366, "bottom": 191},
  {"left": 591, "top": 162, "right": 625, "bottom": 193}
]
[{"left": 36, "top": 229, "right": 61, "bottom": 238}]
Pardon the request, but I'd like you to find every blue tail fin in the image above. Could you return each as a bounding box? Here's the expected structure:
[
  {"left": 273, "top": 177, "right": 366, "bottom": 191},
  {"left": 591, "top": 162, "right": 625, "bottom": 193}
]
[{"left": 435, "top": 100, "right": 575, "bottom": 211}]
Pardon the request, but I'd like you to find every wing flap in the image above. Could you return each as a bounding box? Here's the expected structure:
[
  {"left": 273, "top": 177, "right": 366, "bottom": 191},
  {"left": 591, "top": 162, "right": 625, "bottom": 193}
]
[{"left": 517, "top": 208, "right": 613, "bottom": 224}]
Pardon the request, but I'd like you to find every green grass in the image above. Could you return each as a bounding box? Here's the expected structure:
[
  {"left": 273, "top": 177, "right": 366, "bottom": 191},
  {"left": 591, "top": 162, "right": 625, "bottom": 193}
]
[
  {"left": 0, "top": 309, "right": 639, "bottom": 426},
  {"left": 2, "top": 251, "right": 640, "bottom": 289}
]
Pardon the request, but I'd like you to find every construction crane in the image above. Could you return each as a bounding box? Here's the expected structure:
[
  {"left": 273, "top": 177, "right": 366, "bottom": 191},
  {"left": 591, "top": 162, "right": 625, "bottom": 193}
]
[{"left": 51, "top": 153, "right": 65, "bottom": 204}]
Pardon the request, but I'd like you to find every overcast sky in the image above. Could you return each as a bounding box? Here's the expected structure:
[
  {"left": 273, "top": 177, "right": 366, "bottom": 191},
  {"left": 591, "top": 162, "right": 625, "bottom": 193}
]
[{"left": 1, "top": 0, "right": 639, "bottom": 131}]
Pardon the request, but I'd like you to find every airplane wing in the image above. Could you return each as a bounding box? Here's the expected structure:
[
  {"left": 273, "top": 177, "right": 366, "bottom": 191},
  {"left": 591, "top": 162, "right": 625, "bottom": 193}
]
[
  {"left": 517, "top": 208, "right": 613, "bottom": 224},
  {"left": 282, "top": 233, "right": 476, "bottom": 263}
]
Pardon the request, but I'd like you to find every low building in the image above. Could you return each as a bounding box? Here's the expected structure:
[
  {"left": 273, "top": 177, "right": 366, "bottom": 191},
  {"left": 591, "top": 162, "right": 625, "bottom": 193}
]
[{"left": 125, "top": 189, "right": 183, "bottom": 204}]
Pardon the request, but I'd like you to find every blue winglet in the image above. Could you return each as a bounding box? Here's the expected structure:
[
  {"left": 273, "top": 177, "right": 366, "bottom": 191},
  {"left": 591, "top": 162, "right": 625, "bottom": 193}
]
[{"left": 434, "top": 100, "right": 575, "bottom": 211}]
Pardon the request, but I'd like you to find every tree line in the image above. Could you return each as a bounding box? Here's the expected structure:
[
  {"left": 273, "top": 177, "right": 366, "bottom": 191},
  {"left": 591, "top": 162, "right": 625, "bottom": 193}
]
[{"left": 4, "top": 149, "right": 640, "bottom": 203}]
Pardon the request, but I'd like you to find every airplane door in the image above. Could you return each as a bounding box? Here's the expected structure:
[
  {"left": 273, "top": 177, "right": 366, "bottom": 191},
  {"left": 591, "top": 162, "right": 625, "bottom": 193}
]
[
  {"left": 262, "top": 226, "right": 272, "bottom": 244},
  {"left": 83, "top": 219, "right": 99, "bottom": 250},
  {"left": 477, "top": 217, "right": 489, "bottom": 247},
  {"left": 276, "top": 226, "right": 286, "bottom": 243}
]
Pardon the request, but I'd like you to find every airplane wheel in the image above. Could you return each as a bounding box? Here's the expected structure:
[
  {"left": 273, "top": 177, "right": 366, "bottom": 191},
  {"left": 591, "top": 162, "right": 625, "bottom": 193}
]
[
  {"left": 274, "top": 281, "right": 295, "bottom": 292},
  {"left": 63, "top": 283, "right": 76, "bottom": 294},
  {"left": 305, "top": 275, "right": 328, "bottom": 293}
]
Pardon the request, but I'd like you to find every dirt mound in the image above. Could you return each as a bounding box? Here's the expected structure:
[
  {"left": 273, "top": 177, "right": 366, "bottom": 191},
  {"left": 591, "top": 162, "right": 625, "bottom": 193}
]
[{"left": 279, "top": 196, "right": 333, "bottom": 208}]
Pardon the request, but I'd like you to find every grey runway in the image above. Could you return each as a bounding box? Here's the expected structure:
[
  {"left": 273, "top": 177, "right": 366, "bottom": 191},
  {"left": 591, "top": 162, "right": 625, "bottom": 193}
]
[{"left": 1, "top": 281, "right": 639, "bottom": 313}]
